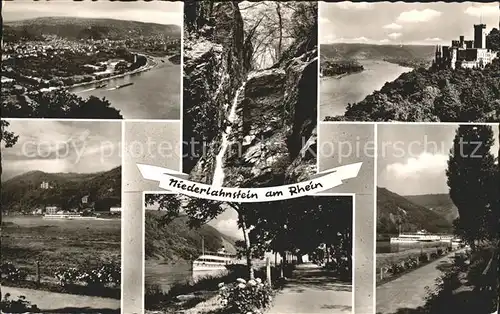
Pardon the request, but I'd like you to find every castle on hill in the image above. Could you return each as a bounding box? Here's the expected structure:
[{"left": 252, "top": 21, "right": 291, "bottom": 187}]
[{"left": 433, "top": 23, "right": 498, "bottom": 70}]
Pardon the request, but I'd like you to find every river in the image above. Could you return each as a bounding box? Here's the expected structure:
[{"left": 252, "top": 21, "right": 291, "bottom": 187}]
[
  {"left": 69, "top": 59, "right": 180, "bottom": 119},
  {"left": 320, "top": 60, "right": 412, "bottom": 120},
  {"left": 145, "top": 260, "right": 231, "bottom": 293}
]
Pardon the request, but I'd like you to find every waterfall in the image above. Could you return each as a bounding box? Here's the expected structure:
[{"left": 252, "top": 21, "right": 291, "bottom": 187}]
[{"left": 212, "top": 82, "right": 246, "bottom": 187}]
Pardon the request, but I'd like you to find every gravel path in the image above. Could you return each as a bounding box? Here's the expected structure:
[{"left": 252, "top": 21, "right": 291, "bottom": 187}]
[
  {"left": 267, "top": 264, "right": 352, "bottom": 314},
  {"left": 2, "top": 285, "right": 120, "bottom": 313},
  {"left": 376, "top": 249, "right": 465, "bottom": 314}
]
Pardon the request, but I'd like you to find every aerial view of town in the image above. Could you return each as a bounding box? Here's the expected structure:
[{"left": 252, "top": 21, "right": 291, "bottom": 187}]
[
  {"left": 1, "top": 119, "right": 122, "bottom": 313},
  {"left": 1, "top": 1, "right": 182, "bottom": 119}
]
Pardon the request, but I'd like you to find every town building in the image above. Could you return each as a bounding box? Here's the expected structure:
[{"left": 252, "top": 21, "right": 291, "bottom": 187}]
[{"left": 433, "top": 23, "right": 498, "bottom": 70}]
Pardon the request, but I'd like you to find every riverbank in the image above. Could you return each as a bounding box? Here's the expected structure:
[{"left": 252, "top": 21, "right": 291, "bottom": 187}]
[{"left": 38, "top": 53, "right": 160, "bottom": 93}]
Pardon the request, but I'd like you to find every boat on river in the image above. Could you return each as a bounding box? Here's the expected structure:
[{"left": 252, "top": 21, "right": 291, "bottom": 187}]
[
  {"left": 192, "top": 237, "right": 238, "bottom": 272},
  {"left": 116, "top": 82, "right": 134, "bottom": 89},
  {"left": 390, "top": 230, "right": 452, "bottom": 244},
  {"left": 43, "top": 212, "right": 97, "bottom": 220}
]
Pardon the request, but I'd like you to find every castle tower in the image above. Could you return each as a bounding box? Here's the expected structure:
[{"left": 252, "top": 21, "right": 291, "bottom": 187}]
[{"left": 473, "top": 24, "right": 487, "bottom": 49}]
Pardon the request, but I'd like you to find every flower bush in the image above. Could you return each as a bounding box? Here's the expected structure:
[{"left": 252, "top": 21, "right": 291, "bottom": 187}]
[
  {"left": 0, "top": 262, "right": 27, "bottom": 282},
  {"left": 77, "top": 263, "right": 120, "bottom": 287},
  {"left": 218, "top": 277, "right": 273, "bottom": 314},
  {"left": 55, "top": 267, "right": 80, "bottom": 286},
  {"left": 54, "top": 262, "right": 120, "bottom": 288}
]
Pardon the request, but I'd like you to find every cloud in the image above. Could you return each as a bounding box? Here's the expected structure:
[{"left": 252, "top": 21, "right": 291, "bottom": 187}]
[
  {"left": 383, "top": 23, "right": 403, "bottom": 30},
  {"left": 379, "top": 39, "right": 391, "bottom": 44},
  {"left": 214, "top": 218, "right": 242, "bottom": 239},
  {"left": 425, "top": 37, "right": 442, "bottom": 42},
  {"left": 353, "top": 36, "right": 369, "bottom": 42},
  {"left": 334, "top": 2, "right": 374, "bottom": 10},
  {"left": 464, "top": 4, "right": 498, "bottom": 17},
  {"left": 388, "top": 32, "right": 402, "bottom": 39},
  {"left": 386, "top": 152, "right": 448, "bottom": 179},
  {"left": 396, "top": 9, "right": 442, "bottom": 23},
  {"left": 320, "top": 33, "right": 337, "bottom": 44}
]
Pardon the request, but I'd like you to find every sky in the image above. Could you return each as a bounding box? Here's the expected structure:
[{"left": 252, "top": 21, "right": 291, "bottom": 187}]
[
  {"left": 1, "top": 120, "right": 122, "bottom": 181},
  {"left": 320, "top": 2, "right": 500, "bottom": 45},
  {"left": 2, "top": 0, "right": 183, "bottom": 25},
  {"left": 377, "top": 124, "right": 499, "bottom": 196}
]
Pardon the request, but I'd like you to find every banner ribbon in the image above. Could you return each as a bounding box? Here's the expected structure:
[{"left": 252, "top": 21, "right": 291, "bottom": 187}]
[{"left": 137, "top": 162, "right": 362, "bottom": 203}]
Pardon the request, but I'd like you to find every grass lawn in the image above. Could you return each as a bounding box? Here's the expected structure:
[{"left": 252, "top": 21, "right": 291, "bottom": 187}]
[{"left": 1, "top": 216, "right": 121, "bottom": 281}]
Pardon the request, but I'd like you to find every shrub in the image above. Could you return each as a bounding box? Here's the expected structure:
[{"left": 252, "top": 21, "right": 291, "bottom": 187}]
[
  {"left": 1, "top": 293, "right": 40, "bottom": 313},
  {"left": 406, "top": 257, "right": 419, "bottom": 269},
  {"left": 218, "top": 277, "right": 273, "bottom": 314},
  {"left": 388, "top": 263, "right": 405, "bottom": 275},
  {"left": 55, "top": 263, "right": 120, "bottom": 288},
  {"left": 437, "top": 248, "right": 443, "bottom": 256},
  {"left": 0, "top": 262, "right": 27, "bottom": 282},
  {"left": 430, "top": 252, "right": 438, "bottom": 259},
  {"left": 78, "top": 263, "right": 121, "bottom": 288},
  {"left": 419, "top": 253, "right": 429, "bottom": 263}
]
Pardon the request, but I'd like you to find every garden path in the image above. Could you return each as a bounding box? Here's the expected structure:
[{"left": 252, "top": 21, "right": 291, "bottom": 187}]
[
  {"left": 2, "top": 285, "right": 120, "bottom": 313},
  {"left": 376, "top": 248, "right": 466, "bottom": 314},
  {"left": 267, "top": 263, "right": 352, "bottom": 314}
]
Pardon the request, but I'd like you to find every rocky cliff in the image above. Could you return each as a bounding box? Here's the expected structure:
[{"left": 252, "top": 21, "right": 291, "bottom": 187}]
[{"left": 184, "top": 1, "right": 318, "bottom": 187}]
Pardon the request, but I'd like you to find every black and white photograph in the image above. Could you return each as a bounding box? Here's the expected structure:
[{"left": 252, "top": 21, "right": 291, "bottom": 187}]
[
  {"left": 144, "top": 193, "right": 353, "bottom": 314},
  {"left": 183, "top": 0, "right": 318, "bottom": 184},
  {"left": 2, "top": 1, "right": 182, "bottom": 119},
  {"left": 320, "top": 2, "right": 500, "bottom": 122},
  {"left": 376, "top": 123, "right": 499, "bottom": 314},
  {"left": 122, "top": 120, "right": 180, "bottom": 312},
  {"left": 0, "top": 119, "right": 122, "bottom": 313},
  {"left": 318, "top": 123, "right": 375, "bottom": 314}
]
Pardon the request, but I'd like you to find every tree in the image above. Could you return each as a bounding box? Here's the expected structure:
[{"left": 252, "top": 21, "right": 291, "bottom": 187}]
[
  {"left": 446, "top": 125, "right": 497, "bottom": 250},
  {"left": 1, "top": 120, "right": 19, "bottom": 300}
]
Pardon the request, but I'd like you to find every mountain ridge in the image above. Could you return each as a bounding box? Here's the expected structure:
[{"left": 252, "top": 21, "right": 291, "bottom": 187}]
[
  {"left": 3, "top": 16, "right": 181, "bottom": 41},
  {"left": 1, "top": 167, "right": 121, "bottom": 212},
  {"left": 145, "top": 212, "right": 238, "bottom": 262},
  {"left": 377, "top": 187, "right": 453, "bottom": 235}
]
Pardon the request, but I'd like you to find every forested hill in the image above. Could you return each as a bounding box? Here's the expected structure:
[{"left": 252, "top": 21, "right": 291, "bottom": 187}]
[
  {"left": 404, "top": 194, "right": 459, "bottom": 223},
  {"left": 3, "top": 17, "right": 181, "bottom": 41},
  {"left": 377, "top": 187, "right": 453, "bottom": 235},
  {"left": 320, "top": 43, "right": 435, "bottom": 68},
  {"left": 1, "top": 167, "right": 121, "bottom": 212},
  {"left": 145, "top": 212, "right": 237, "bottom": 261},
  {"left": 327, "top": 29, "right": 500, "bottom": 122}
]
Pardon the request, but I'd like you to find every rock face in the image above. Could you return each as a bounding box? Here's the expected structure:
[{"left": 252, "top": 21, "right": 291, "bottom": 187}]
[
  {"left": 184, "top": 1, "right": 318, "bottom": 187},
  {"left": 183, "top": 1, "right": 250, "bottom": 173}
]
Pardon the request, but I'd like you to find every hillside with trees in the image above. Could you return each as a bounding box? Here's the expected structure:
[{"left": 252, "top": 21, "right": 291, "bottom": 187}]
[
  {"left": 404, "top": 193, "right": 459, "bottom": 223},
  {"left": 377, "top": 187, "right": 453, "bottom": 235},
  {"left": 320, "top": 43, "right": 435, "bottom": 68},
  {"left": 3, "top": 17, "right": 181, "bottom": 41},
  {"left": 0, "top": 166, "right": 121, "bottom": 212},
  {"left": 326, "top": 29, "right": 500, "bottom": 122},
  {"left": 145, "top": 212, "right": 237, "bottom": 261}
]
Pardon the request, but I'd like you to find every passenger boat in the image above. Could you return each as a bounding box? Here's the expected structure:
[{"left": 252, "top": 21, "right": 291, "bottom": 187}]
[
  {"left": 192, "top": 238, "right": 237, "bottom": 272},
  {"left": 116, "top": 82, "right": 134, "bottom": 89},
  {"left": 390, "top": 229, "right": 449, "bottom": 244}
]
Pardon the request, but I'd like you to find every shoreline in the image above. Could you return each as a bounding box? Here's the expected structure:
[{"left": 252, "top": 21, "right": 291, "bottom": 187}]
[{"left": 38, "top": 53, "right": 178, "bottom": 93}]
